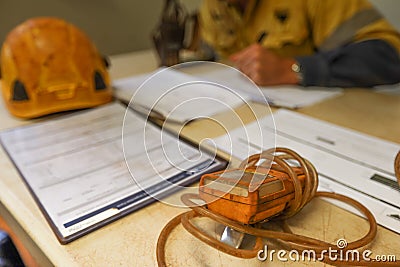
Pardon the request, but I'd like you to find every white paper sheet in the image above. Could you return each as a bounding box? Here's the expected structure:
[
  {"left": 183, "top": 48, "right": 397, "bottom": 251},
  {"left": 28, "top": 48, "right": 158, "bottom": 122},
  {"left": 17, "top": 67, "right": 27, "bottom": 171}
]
[
  {"left": 171, "top": 63, "right": 343, "bottom": 109},
  {"left": 258, "top": 85, "right": 343, "bottom": 108},
  {"left": 0, "top": 103, "right": 225, "bottom": 243},
  {"left": 374, "top": 83, "right": 400, "bottom": 96},
  {"left": 209, "top": 109, "right": 400, "bottom": 233},
  {"left": 113, "top": 67, "right": 251, "bottom": 123}
]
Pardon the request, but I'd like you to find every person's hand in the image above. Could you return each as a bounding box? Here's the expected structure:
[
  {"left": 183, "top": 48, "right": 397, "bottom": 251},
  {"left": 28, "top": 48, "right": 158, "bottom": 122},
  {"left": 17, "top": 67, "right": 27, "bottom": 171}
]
[{"left": 230, "top": 44, "right": 300, "bottom": 86}]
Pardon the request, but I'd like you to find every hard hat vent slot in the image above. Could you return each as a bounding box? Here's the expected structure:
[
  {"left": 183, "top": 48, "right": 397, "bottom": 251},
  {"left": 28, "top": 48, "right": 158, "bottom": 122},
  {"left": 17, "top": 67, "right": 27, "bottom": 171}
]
[
  {"left": 94, "top": 71, "right": 106, "bottom": 90},
  {"left": 12, "top": 80, "right": 29, "bottom": 101}
]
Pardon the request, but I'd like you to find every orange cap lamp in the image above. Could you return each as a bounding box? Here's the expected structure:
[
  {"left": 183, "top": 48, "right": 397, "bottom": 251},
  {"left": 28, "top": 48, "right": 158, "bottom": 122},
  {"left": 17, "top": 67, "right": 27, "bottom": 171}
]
[{"left": 0, "top": 17, "right": 112, "bottom": 118}]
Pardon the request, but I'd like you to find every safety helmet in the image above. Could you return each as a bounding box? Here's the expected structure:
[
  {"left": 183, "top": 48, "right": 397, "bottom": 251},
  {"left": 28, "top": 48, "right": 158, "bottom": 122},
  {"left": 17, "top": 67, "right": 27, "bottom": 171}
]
[{"left": 0, "top": 17, "right": 112, "bottom": 118}]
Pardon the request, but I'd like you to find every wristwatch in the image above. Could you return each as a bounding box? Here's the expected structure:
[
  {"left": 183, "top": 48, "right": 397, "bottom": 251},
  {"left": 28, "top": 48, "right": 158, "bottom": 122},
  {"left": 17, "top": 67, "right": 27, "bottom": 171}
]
[{"left": 291, "top": 61, "right": 304, "bottom": 85}]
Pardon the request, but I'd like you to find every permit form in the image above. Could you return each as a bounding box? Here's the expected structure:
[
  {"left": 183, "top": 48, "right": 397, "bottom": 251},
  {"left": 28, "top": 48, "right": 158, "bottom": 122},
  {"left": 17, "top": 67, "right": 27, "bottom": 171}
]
[{"left": 0, "top": 102, "right": 226, "bottom": 243}]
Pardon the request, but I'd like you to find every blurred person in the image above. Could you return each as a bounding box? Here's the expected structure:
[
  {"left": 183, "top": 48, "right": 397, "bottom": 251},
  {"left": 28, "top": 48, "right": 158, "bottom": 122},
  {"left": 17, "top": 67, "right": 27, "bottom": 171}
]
[{"left": 199, "top": 0, "right": 400, "bottom": 87}]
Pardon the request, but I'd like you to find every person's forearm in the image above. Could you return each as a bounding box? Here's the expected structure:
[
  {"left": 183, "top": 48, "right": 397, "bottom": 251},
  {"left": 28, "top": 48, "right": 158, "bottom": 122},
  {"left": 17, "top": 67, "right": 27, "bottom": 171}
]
[{"left": 296, "top": 39, "right": 400, "bottom": 88}]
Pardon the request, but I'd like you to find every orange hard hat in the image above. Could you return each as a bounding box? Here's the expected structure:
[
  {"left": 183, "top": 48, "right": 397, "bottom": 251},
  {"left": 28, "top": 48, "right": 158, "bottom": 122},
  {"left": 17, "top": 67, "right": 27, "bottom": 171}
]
[{"left": 0, "top": 17, "right": 112, "bottom": 118}]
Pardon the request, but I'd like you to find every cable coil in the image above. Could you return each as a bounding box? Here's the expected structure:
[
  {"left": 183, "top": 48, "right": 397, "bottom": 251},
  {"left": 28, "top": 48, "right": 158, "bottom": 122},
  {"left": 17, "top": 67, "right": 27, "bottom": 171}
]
[{"left": 156, "top": 147, "right": 399, "bottom": 266}]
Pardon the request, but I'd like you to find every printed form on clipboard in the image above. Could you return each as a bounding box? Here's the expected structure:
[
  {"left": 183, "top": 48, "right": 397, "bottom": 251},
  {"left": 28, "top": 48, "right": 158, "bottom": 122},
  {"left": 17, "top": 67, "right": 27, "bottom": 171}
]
[
  {"left": 208, "top": 109, "right": 400, "bottom": 234},
  {"left": 0, "top": 102, "right": 226, "bottom": 244}
]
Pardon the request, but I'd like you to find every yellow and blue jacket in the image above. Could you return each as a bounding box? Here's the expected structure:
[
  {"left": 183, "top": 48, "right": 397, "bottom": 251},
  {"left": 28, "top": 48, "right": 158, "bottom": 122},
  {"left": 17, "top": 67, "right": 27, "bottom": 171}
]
[{"left": 199, "top": 0, "right": 400, "bottom": 87}]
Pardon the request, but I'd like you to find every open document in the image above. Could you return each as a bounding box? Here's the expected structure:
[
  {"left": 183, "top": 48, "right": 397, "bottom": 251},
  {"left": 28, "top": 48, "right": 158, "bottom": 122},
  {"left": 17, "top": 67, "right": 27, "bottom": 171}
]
[
  {"left": 208, "top": 109, "right": 400, "bottom": 234},
  {"left": 0, "top": 103, "right": 226, "bottom": 244},
  {"left": 112, "top": 67, "right": 252, "bottom": 123},
  {"left": 165, "top": 62, "right": 343, "bottom": 109},
  {"left": 112, "top": 63, "right": 342, "bottom": 124}
]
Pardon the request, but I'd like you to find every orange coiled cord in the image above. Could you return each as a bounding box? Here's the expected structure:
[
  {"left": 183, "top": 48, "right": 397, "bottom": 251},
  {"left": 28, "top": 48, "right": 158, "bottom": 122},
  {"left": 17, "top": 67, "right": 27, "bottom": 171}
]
[{"left": 156, "top": 147, "right": 399, "bottom": 266}]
